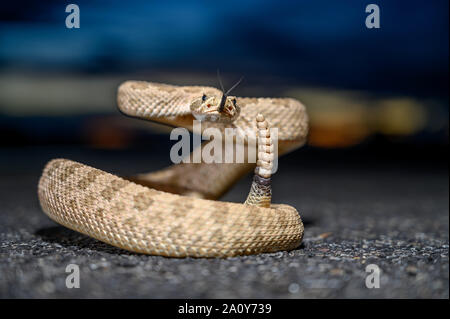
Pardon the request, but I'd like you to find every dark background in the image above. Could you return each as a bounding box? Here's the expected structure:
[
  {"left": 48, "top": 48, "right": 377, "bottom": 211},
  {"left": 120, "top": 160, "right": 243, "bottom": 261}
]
[
  {"left": 0, "top": 0, "right": 448, "bottom": 152},
  {"left": 0, "top": 1, "right": 448, "bottom": 298}
]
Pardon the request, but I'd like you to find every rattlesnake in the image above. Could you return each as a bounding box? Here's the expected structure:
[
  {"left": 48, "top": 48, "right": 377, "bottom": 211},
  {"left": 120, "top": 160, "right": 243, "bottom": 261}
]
[{"left": 38, "top": 81, "right": 309, "bottom": 257}]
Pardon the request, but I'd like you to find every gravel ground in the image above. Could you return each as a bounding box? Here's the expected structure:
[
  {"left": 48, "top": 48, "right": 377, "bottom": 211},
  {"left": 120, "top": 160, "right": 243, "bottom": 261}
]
[{"left": 0, "top": 146, "right": 448, "bottom": 298}]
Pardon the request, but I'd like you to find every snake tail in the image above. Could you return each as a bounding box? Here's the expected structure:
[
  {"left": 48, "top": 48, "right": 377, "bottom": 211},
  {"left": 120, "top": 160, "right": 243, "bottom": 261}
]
[{"left": 244, "top": 114, "right": 273, "bottom": 208}]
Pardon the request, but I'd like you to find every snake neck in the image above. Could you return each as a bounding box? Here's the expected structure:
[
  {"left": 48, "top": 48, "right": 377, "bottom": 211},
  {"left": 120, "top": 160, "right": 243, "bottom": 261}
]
[{"left": 244, "top": 114, "right": 274, "bottom": 208}]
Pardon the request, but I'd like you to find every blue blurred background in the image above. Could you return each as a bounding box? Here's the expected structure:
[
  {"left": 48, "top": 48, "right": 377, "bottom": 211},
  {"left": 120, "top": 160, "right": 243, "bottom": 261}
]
[{"left": 0, "top": 0, "right": 448, "bottom": 155}]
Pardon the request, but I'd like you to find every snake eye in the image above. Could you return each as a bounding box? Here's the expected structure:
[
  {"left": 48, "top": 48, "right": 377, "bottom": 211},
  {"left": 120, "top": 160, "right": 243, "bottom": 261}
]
[
  {"left": 207, "top": 104, "right": 211, "bottom": 108},
  {"left": 232, "top": 98, "right": 237, "bottom": 106},
  {"left": 202, "top": 94, "right": 206, "bottom": 102}
]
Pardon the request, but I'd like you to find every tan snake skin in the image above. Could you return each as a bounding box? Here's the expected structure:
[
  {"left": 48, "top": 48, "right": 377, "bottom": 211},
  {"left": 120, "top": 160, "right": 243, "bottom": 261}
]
[{"left": 38, "top": 81, "right": 309, "bottom": 257}]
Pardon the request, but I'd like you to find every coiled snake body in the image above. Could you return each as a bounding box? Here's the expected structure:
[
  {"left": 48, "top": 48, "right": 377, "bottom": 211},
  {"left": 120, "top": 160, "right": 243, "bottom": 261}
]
[{"left": 38, "top": 81, "right": 309, "bottom": 257}]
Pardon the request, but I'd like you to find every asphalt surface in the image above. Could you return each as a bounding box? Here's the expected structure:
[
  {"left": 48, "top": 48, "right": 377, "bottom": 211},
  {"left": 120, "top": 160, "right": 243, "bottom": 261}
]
[{"left": 0, "top": 145, "right": 448, "bottom": 298}]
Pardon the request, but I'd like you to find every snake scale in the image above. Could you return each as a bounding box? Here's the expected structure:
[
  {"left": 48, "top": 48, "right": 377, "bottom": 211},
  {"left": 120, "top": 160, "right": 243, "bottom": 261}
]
[{"left": 38, "top": 81, "right": 309, "bottom": 257}]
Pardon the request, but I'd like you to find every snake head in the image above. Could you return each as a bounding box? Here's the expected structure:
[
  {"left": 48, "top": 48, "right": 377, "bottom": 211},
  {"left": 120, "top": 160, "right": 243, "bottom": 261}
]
[{"left": 190, "top": 94, "right": 240, "bottom": 123}]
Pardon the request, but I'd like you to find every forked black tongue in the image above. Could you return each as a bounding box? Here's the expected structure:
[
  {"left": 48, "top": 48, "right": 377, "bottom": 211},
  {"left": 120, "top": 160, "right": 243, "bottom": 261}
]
[
  {"left": 218, "top": 93, "right": 227, "bottom": 112},
  {"left": 216, "top": 70, "right": 243, "bottom": 113}
]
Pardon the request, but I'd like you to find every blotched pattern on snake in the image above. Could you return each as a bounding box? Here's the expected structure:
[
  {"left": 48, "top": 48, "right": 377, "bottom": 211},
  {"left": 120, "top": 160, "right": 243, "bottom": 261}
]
[{"left": 38, "top": 81, "right": 309, "bottom": 257}]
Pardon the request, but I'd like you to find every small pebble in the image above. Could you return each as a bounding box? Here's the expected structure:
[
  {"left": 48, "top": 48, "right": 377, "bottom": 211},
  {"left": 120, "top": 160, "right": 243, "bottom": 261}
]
[{"left": 288, "top": 283, "right": 300, "bottom": 294}]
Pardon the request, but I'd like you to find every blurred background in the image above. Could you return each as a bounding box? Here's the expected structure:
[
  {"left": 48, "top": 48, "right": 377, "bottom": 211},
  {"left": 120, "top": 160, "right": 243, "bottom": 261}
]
[{"left": 0, "top": 0, "right": 448, "bottom": 169}]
